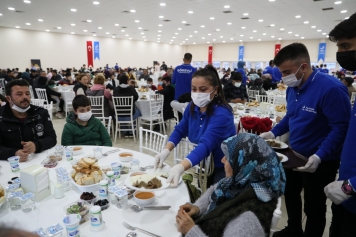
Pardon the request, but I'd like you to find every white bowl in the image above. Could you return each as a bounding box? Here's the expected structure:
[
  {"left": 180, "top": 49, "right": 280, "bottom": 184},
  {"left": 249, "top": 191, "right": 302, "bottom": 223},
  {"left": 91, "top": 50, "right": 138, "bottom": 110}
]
[
  {"left": 133, "top": 191, "right": 155, "bottom": 206},
  {"left": 71, "top": 147, "right": 83, "bottom": 156},
  {"left": 119, "top": 152, "right": 133, "bottom": 162},
  {"left": 70, "top": 170, "right": 101, "bottom": 193}
]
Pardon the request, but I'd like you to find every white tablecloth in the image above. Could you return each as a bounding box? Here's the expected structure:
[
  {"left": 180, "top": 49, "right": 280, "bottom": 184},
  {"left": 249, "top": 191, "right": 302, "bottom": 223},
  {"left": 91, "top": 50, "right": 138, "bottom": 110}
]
[{"left": 0, "top": 146, "right": 189, "bottom": 237}]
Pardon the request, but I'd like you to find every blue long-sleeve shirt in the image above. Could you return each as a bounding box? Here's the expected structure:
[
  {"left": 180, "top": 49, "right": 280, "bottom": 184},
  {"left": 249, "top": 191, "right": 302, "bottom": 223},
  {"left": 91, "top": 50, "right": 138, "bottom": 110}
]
[
  {"left": 339, "top": 104, "right": 356, "bottom": 214},
  {"left": 263, "top": 66, "right": 274, "bottom": 77},
  {"left": 172, "top": 64, "right": 197, "bottom": 100},
  {"left": 235, "top": 68, "right": 248, "bottom": 85},
  {"left": 271, "top": 70, "right": 350, "bottom": 161},
  {"left": 168, "top": 103, "right": 236, "bottom": 168},
  {"left": 272, "top": 67, "right": 282, "bottom": 82}
]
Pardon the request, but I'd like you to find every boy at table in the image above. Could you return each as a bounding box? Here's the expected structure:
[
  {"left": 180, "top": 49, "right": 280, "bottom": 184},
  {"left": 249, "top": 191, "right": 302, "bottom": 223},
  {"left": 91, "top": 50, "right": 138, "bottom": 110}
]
[{"left": 61, "top": 95, "right": 112, "bottom": 146}]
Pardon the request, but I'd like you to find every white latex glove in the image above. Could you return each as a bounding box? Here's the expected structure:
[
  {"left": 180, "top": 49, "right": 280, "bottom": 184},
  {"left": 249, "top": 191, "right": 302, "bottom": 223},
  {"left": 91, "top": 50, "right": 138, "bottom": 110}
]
[
  {"left": 295, "top": 154, "right": 321, "bottom": 173},
  {"left": 154, "top": 149, "right": 171, "bottom": 170},
  {"left": 167, "top": 164, "right": 185, "bottom": 188},
  {"left": 259, "top": 131, "right": 275, "bottom": 140},
  {"left": 324, "top": 181, "right": 352, "bottom": 205}
]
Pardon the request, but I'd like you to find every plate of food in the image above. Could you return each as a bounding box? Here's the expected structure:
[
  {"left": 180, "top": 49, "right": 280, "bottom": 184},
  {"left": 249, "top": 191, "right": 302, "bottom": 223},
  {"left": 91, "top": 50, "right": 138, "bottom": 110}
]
[
  {"left": 275, "top": 152, "right": 288, "bottom": 163},
  {"left": 124, "top": 173, "right": 170, "bottom": 191},
  {"left": 275, "top": 105, "right": 287, "bottom": 112},
  {"left": 247, "top": 100, "right": 260, "bottom": 107},
  {"left": 266, "top": 140, "right": 288, "bottom": 149}
]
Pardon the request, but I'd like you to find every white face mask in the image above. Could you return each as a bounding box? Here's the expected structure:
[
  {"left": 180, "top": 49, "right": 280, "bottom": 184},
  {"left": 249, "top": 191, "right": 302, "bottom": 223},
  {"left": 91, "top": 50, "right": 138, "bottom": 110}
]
[
  {"left": 77, "top": 111, "right": 92, "bottom": 121},
  {"left": 191, "top": 89, "right": 215, "bottom": 108},
  {"left": 282, "top": 64, "right": 304, "bottom": 87},
  {"left": 12, "top": 104, "right": 30, "bottom": 113},
  {"left": 234, "top": 82, "right": 242, "bottom": 87}
]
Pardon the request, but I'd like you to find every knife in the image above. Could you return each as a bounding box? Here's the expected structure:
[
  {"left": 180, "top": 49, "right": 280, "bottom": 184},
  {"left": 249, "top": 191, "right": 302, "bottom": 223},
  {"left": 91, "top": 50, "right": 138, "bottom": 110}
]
[{"left": 143, "top": 206, "right": 171, "bottom": 210}]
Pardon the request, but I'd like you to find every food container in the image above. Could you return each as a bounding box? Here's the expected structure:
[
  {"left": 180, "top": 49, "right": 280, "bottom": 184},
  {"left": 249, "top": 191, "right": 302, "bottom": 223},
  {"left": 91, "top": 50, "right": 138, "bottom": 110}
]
[
  {"left": 63, "top": 214, "right": 81, "bottom": 236},
  {"left": 7, "top": 156, "right": 20, "bottom": 172},
  {"left": 71, "top": 147, "right": 83, "bottom": 156},
  {"left": 20, "top": 192, "right": 36, "bottom": 212},
  {"left": 46, "top": 223, "right": 64, "bottom": 237},
  {"left": 115, "top": 188, "right": 128, "bottom": 209},
  {"left": 120, "top": 165, "right": 130, "bottom": 175},
  {"left": 41, "top": 157, "right": 59, "bottom": 168},
  {"left": 119, "top": 152, "right": 134, "bottom": 162},
  {"left": 70, "top": 170, "right": 101, "bottom": 193},
  {"left": 65, "top": 200, "right": 90, "bottom": 224},
  {"left": 133, "top": 190, "right": 155, "bottom": 206},
  {"left": 93, "top": 199, "right": 110, "bottom": 211},
  {"left": 79, "top": 192, "right": 97, "bottom": 204},
  {"left": 130, "top": 159, "right": 140, "bottom": 172}
]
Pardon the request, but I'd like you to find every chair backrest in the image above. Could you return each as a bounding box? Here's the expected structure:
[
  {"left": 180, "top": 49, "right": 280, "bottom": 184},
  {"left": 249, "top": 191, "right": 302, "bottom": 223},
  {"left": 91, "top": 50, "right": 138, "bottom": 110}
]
[
  {"left": 351, "top": 92, "right": 356, "bottom": 105},
  {"left": 112, "top": 96, "right": 134, "bottom": 118},
  {"left": 238, "top": 120, "right": 257, "bottom": 134},
  {"left": 271, "top": 96, "right": 287, "bottom": 106},
  {"left": 88, "top": 96, "right": 105, "bottom": 117},
  {"left": 139, "top": 127, "right": 168, "bottom": 154},
  {"left": 256, "top": 95, "right": 270, "bottom": 103},
  {"left": 96, "top": 116, "right": 112, "bottom": 135},
  {"left": 248, "top": 90, "right": 259, "bottom": 101},
  {"left": 44, "top": 101, "right": 53, "bottom": 120},
  {"left": 270, "top": 197, "right": 282, "bottom": 236},
  {"left": 35, "top": 88, "right": 48, "bottom": 103},
  {"left": 29, "top": 85, "right": 35, "bottom": 99},
  {"left": 31, "top": 99, "right": 46, "bottom": 107},
  {"left": 173, "top": 109, "right": 179, "bottom": 125},
  {"left": 149, "top": 94, "right": 164, "bottom": 117}
]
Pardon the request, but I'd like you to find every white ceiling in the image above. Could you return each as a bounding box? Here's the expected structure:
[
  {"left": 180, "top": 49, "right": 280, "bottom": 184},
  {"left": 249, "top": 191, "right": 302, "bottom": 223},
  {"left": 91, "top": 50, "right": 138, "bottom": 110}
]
[{"left": 0, "top": 0, "right": 355, "bottom": 45}]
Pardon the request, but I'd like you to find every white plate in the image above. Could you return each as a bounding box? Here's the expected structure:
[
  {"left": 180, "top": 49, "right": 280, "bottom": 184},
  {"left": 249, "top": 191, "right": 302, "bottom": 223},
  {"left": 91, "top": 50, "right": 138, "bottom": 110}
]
[
  {"left": 266, "top": 140, "right": 288, "bottom": 149},
  {"left": 275, "top": 152, "right": 288, "bottom": 163},
  {"left": 124, "top": 175, "right": 170, "bottom": 191},
  {"left": 155, "top": 172, "right": 182, "bottom": 184}
]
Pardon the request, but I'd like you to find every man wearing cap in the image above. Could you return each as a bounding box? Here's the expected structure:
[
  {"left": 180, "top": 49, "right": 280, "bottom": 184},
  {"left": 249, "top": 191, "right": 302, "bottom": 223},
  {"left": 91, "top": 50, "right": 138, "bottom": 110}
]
[{"left": 341, "top": 77, "right": 356, "bottom": 99}]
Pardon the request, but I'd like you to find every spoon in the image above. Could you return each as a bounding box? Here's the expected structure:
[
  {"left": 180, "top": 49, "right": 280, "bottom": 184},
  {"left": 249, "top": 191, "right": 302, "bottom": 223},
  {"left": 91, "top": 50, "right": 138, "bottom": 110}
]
[
  {"left": 139, "top": 165, "right": 154, "bottom": 171},
  {"left": 131, "top": 205, "right": 171, "bottom": 212},
  {"left": 126, "top": 232, "right": 137, "bottom": 237},
  {"left": 102, "top": 148, "right": 120, "bottom": 156}
]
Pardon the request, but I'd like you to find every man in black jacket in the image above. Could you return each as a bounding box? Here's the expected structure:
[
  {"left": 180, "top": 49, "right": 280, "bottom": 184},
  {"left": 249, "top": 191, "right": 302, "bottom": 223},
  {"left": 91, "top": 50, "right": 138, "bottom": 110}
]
[
  {"left": 160, "top": 61, "right": 168, "bottom": 72},
  {"left": 155, "top": 76, "right": 175, "bottom": 121},
  {"left": 0, "top": 80, "right": 57, "bottom": 161}
]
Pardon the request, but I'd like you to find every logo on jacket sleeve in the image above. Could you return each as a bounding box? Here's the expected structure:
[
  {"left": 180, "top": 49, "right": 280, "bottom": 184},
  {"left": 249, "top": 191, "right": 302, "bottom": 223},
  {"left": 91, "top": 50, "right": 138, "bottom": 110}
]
[{"left": 36, "top": 124, "right": 44, "bottom": 136}]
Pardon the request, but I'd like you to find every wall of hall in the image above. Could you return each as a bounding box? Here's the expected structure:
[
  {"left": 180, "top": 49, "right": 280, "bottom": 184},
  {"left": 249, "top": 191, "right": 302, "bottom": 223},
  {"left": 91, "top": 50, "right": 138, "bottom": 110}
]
[{"left": 0, "top": 27, "right": 186, "bottom": 70}]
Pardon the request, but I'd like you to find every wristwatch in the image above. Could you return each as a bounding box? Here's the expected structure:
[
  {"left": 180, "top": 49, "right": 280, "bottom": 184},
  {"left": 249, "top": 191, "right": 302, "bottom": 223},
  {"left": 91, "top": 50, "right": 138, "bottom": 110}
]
[{"left": 341, "top": 180, "right": 356, "bottom": 196}]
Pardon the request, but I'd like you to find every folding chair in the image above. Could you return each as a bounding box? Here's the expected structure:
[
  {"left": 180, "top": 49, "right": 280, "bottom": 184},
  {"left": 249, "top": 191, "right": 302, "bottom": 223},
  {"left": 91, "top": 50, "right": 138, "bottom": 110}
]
[
  {"left": 29, "top": 85, "right": 35, "bottom": 99},
  {"left": 96, "top": 116, "right": 113, "bottom": 136},
  {"left": 35, "top": 88, "right": 48, "bottom": 104},
  {"left": 138, "top": 94, "right": 166, "bottom": 134},
  {"left": 88, "top": 96, "right": 105, "bottom": 117},
  {"left": 139, "top": 127, "right": 168, "bottom": 154},
  {"left": 248, "top": 90, "right": 259, "bottom": 101},
  {"left": 64, "top": 92, "right": 75, "bottom": 116},
  {"left": 31, "top": 99, "right": 46, "bottom": 107},
  {"left": 270, "top": 197, "right": 282, "bottom": 237},
  {"left": 112, "top": 96, "right": 137, "bottom": 142}
]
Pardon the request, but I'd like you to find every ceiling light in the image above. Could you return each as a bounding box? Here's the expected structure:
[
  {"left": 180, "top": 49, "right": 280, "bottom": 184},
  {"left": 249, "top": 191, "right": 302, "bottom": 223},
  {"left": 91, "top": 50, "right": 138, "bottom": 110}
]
[
  {"left": 142, "top": 36, "right": 146, "bottom": 38},
  {"left": 144, "top": 39, "right": 147, "bottom": 41},
  {"left": 258, "top": 19, "right": 263, "bottom": 22},
  {"left": 271, "top": 36, "right": 275, "bottom": 38},
  {"left": 135, "top": 20, "right": 139, "bottom": 23},
  {"left": 258, "top": 39, "right": 261, "bottom": 41},
  {"left": 210, "top": 17, "right": 215, "bottom": 20},
  {"left": 301, "top": 37, "right": 305, "bottom": 39},
  {"left": 227, "top": 22, "right": 232, "bottom": 25},
  {"left": 93, "top": 34, "right": 96, "bottom": 36},
  {"left": 240, "top": 34, "right": 244, "bottom": 37},
  {"left": 304, "top": 21, "right": 309, "bottom": 24},
  {"left": 185, "top": 39, "right": 188, "bottom": 40},
  {"left": 230, "top": 38, "right": 233, "bottom": 40},
  {"left": 158, "top": 30, "right": 162, "bottom": 32},
  {"left": 253, "top": 30, "right": 257, "bottom": 32},
  {"left": 71, "top": 32, "right": 75, "bottom": 34},
  {"left": 8, "top": 7, "right": 15, "bottom": 11},
  {"left": 182, "top": 21, "right": 186, "bottom": 24},
  {"left": 280, "top": 28, "right": 284, "bottom": 31},
  {"left": 38, "top": 19, "right": 43, "bottom": 22},
  {"left": 84, "top": 30, "right": 88, "bottom": 32},
  {"left": 0, "top": 13, "right": 2, "bottom": 16},
  {"left": 213, "top": 39, "right": 216, "bottom": 41},
  {"left": 241, "top": 26, "right": 246, "bottom": 29},
  {"left": 335, "top": 1, "right": 342, "bottom": 4},
  {"left": 138, "top": 27, "right": 142, "bottom": 30},
  {"left": 188, "top": 11, "right": 194, "bottom": 14},
  {"left": 57, "top": 27, "right": 62, "bottom": 29},
  {"left": 250, "top": 37, "right": 253, "bottom": 39},
  {"left": 243, "top": 13, "right": 249, "bottom": 16},
  {"left": 326, "top": 35, "right": 329, "bottom": 38},
  {"left": 216, "top": 29, "right": 220, "bottom": 31},
  {"left": 129, "top": 38, "right": 132, "bottom": 39},
  {"left": 295, "top": 34, "right": 299, "bottom": 36},
  {"left": 115, "top": 24, "right": 119, "bottom": 26},
  {"left": 208, "top": 33, "right": 211, "bottom": 36},
  {"left": 24, "top": 0, "right": 31, "bottom": 3},
  {"left": 71, "top": 9, "right": 77, "bottom": 12},
  {"left": 159, "top": 16, "right": 164, "bottom": 18},
  {"left": 222, "top": 41, "right": 226, "bottom": 43},
  {"left": 106, "top": 32, "right": 109, "bottom": 34},
  {"left": 278, "top": 38, "right": 282, "bottom": 40},
  {"left": 141, "top": 32, "right": 144, "bottom": 34},
  {"left": 193, "top": 42, "right": 196, "bottom": 44},
  {"left": 158, "top": 35, "right": 161, "bottom": 36},
  {"left": 157, "top": 38, "right": 161, "bottom": 40},
  {"left": 45, "top": 30, "right": 50, "bottom": 32},
  {"left": 311, "top": 25, "right": 316, "bottom": 28},
  {"left": 125, "top": 34, "right": 129, "bottom": 36},
  {"left": 157, "top": 41, "right": 160, "bottom": 42},
  {"left": 87, "top": 20, "right": 92, "bottom": 22},
  {"left": 172, "top": 37, "right": 176, "bottom": 38},
  {"left": 160, "top": 3, "right": 166, "bottom": 6},
  {"left": 263, "top": 33, "right": 267, "bottom": 35},
  {"left": 207, "top": 41, "right": 210, "bottom": 43},
  {"left": 189, "top": 35, "right": 192, "bottom": 37},
  {"left": 224, "top": 5, "right": 230, "bottom": 8},
  {"left": 317, "top": 29, "right": 322, "bottom": 32},
  {"left": 322, "top": 32, "right": 327, "bottom": 35},
  {"left": 201, "top": 25, "right": 205, "bottom": 28},
  {"left": 26, "top": 23, "right": 31, "bottom": 25},
  {"left": 194, "top": 31, "right": 197, "bottom": 33},
  {"left": 270, "top": 24, "right": 275, "bottom": 27},
  {"left": 158, "top": 24, "right": 162, "bottom": 26},
  {"left": 288, "top": 31, "right": 292, "bottom": 34},
  {"left": 175, "top": 33, "right": 178, "bottom": 35},
  {"left": 220, "top": 36, "right": 223, "bottom": 38},
  {"left": 202, "top": 37, "right": 205, "bottom": 39},
  {"left": 93, "top": 1, "right": 100, "bottom": 4},
  {"left": 15, "top": 26, "right": 20, "bottom": 28},
  {"left": 345, "top": 16, "right": 349, "bottom": 19},
  {"left": 239, "top": 40, "right": 242, "bottom": 42},
  {"left": 98, "top": 27, "right": 102, "bottom": 29},
  {"left": 341, "top": 10, "right": 347, "bottom": 13},
  {"left": 130, "top": 10, "right": 136, "bottom": 12},
  {"left": 112, "top": 36, "right": 115, "bottom": 38},
  {"left": 121, "top": 30, "right": 125, "bottom": 32},
  {"left": 295, "top": 15, "right": 301, "bottom": 18}
]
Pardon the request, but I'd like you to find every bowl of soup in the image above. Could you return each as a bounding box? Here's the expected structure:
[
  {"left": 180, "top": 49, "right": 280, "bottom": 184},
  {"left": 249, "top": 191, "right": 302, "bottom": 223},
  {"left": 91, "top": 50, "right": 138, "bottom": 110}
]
[
  {"left": 134, "top": 191, "right": 155, "bottom": 206},
  {"left": 119, "top": 152, "right": 134, "bottom": 162}
]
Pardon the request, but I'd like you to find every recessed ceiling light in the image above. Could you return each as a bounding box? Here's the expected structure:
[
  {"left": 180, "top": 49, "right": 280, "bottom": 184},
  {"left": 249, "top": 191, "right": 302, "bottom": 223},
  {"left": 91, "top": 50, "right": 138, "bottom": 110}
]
[
  {"left": 224, "top": 5, "right": 230, "bottom": 8},
  {"left": 227, "top": 22, "right": 232, "bottom": 25},
  {"left": 188, "top": 11, "right": 194, "bottom": 14},
  {"left": 157, "top": 41, "right": 160, "bottom": 43},
  {"left": 216, "top": 29, "right": 220, "bottom": 31},
  {"left": 0, "top": 13, "right": 2, "bottom": 16},
  {"left": 322, "top": 32, "right": 327, "bottom": 35},
  {"left": 185, "top": 39, "right": 189, "bottom": 40},
  {"left": 317, "top": 29, "right": 322, "bottom": 32},
  {"left": 295, "top": 34, "right": 299, "bottom": 36},
  {"left": 239, "top": 40, "right": 242, "bottom": 42},
  {"left": 142, "top": 36, "right": 146, "bottom": 38},
  {"left": 252, "top": 30, "right": 257, "bottom": 33},
  {"left": 87, "top": 20, "right": 92, "bottom": 22},
  {"left": 189, "top": 35, "right": 192, "bottom": 37},
  {"left": 304, "top": 21, "right": 309, "bottom": 24},
  {"left": 280, "top": 28, "right": 284, "bottom": 31},
  {"left": 258, "top": 19, "right": 263, "bottom": 22},
  {"left": 26, "top": 23, "right": 31, "bottom": 25},
  {"left": 182, "top": 21, "right": 186, "bottom": 23},
  {"left": 141, "top": 32, "right": 144, "bottom": 35},
  {"left": 112, "top": 36, "right": 115, "bottom": 38},
  {"left": 130, "top": 10, "right": 136, "bottom": 12},
  {"left": 115, "top": 24, "right": 119, "bottom": 26},
  {"left": 175, "top": 33, "right": 178, "bottom": 35},
  {"left": 288, "top": 31, "right": 292, "bottom": 34},
  {"left": 270, "top": 24, "right": 275, "bottom": 27},
  {"left": 194, "top": 31, "right": 197, "bottom": 33},
  {"left": 207, "top": 41, "right": 210, "bottom": 43},
  {"left": 295, "top": 15, "right": 301, "bottom": 18},
  {"left": 38, "top": 19, "right": 43, "bottom": 22},
  {"left": 326, "top": 35, "right": 329, "bottom": 38},
  {"left": 121, "top": 30, "right": 125, "bottom": 32},
  {"left": 8, "top": 7, "right": 15, "bottom": 11},
  {"left": 93, "top": 1, "right": 100, "bottom": 4},
  {"left": 222, "top": 41, "right": 225, "bottom": 43},
  {"left": 230, "top": 38, "right": 233, "bottom": 40},
  {"left": 98, "top": 27, "right": 102, "bottom": 29},
  {"left": 263, "top": 33, "right": 267, "bottom": 35},
  {"left": 158, "top": 35, "right": 161, "bottom": 36},
  {"left": 129, "top": 38, "right": 132, "bottom": 39},
  {"left": 71, "top": 32, "right": 75, "bottom": 34},
  {"left": 202, "top": 37, "right": 205, "bottom": 39},
  {"left": 93, "top": 34, "right": 96, "bottom": 36},
  {"left": 160, "top": 3, "right": 166, "bottom": 6},
  {"left": 84, "top": 30, "right": 88, "bottom": 32},
  {"left": 135, "top": 20, "right": 139, "bottom": 23},
  {"left": 193, "top": 42, "right": 196, "bottom": 44},
  {"left": 57, "top": 27, "right": 62, "bottom": 29},
  {"left": 301, "top": 37, "right": 305, "bottom": 39},
  {"left": 144, "top": 39, "right": 147, "bottom": 41},
  {"left": 250, "top": 37, "right": 253, "bottom": 39},
  {"left": 278, "top": 38, "right": 282, "bottom": 40},
  {"left": 71, "top": 9, "right": 77, "bottom": 12},
  {"left": 220, "top": 36, "right": 223, "bottom": 38},
  {"left": 158, "top": 30, "right": 162, "bottom": 32},
  {"left": 172, "top": 37, "right": 176, "bottom": 38},
  {"left": 24, "top": 0, "right": 31, "bottom": 3},
  {"left": 208, "top": 33, "right": 211, "bottom": 36},
  {"left": 335, "top": 1, "right": 342, "bottom": 4},
  {"left": 159, "top": 16, "right": 164, "bottom": 18},
  {"left": 125, "top": 34, "right": 129, "bottom": 36},
  {"left": 158, "top": 24, "right": 162, "bottom": 26},
  {"left": 210, "top": 17, "right": 215, "bottom": 20},
  {"left": 258, "top": 39, "right": 261, "bottom": 41},
  {"left": 243, "top": 13, "right": 249, "bottom": 16},
  {"left": 345, "top": 16, "right": 349, "bottom": 19},
  {"left": 341, "top": 10, "right": 347, "bottom": 13},
  {"left": 213, "top": 39, "right": 216, "bottom": 41},
  {"left": 240, "top": 34, "right": 244, "bottom": 37},
  {"left": 106, "top": 32, "right": 109, "bottom": 34},
  {"left": 201, "top": 25, "right": 205, "bottom": 28},
  {"left": 271, "top": 36, "right": 275, "bottom": 38},
  {"left": 138, "top": 27, "right": 142, "bottom": 30},
  {"left": 15, "top": 26, "right": 20, "bottom": 28},
  {"left": 241, "top": 26, "right": 246, "bottom": 29},
  {"left": 157, "top": 38, "right": 161, "bottom": 40},
  {"left": 311, "top": 25, "right": 316, "bottom": 28}
]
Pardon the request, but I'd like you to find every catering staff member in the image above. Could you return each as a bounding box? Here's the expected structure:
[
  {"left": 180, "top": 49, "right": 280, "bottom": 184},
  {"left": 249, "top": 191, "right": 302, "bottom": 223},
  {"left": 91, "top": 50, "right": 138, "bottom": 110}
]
[
  {"left": 0, "top": 80, "right": 57, "bottom": 162},
  {"left": 155, "top": 68, "right": 236, "bottom": 187},
  {"left": 324, "top": 12, "right": 356, "bottom": 237},
  {"left": 260, "top": 43, "right": 350, "bottom": 237}
]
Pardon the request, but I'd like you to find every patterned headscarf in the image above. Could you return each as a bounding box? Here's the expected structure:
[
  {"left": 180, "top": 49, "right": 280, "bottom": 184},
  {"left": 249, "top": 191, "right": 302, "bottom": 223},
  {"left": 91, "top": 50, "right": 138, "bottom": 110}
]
[{"left": 207, "top": 133, "right": 286, "bottom": 213}]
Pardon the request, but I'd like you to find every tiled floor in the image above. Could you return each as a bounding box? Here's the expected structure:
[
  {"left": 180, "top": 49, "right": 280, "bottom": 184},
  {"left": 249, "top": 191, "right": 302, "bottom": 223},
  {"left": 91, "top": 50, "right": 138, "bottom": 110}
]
[{"left": 52, "top": 116, "right": 332, "bottom": 237}]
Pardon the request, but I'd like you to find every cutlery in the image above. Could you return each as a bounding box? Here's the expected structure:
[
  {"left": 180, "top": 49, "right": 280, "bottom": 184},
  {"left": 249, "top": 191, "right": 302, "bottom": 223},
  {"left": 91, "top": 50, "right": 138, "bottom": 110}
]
[
  {"left": 126, "top": 232, "right": 137, "bottom": 237},
  {"left": 102, "top": 148, "right": 120, "bottom": 156},
  {"left": 139, "top": 165, "right": 154, "bottom": 171},
  {"left": 122, "top": 222, "right": 161, "bottom": 237},
  {"left": 131, "top": 205, "right": 171, "bottom": 212}
]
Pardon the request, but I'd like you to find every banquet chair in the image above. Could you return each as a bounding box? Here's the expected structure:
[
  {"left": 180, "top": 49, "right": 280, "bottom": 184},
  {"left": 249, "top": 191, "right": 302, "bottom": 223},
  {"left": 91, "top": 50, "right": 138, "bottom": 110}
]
[
  {"left": 64, "top": 92, "right": 75, "bottom": 116},
  {"left": 0, "top": 78, "right": 6, "bottom": 95},
  {"left": 351, "top": 92, "right": 356, "bottom": 106},
  {"left": 139, "top": 127, "right": 168, "bottom": 155},
  {"left": 112, "top": 96, "right": 137, "bottom": 142},
  {"left": 88, "top": 96, "right": 105, "bottom": 117},
  {"left": 138, "top": 94, "right": 166, "bottom": 135},
  {"left": 31, "top": 99, "right": 46, "bottom": 107},
  {"left": 271, "top": 96, "right": 287, "bottom": 106},
  {"left": 44, "top": 101, "right": 53, "bottom": 121},
  {"left": 248, "top": 90, "right": 259, "bottom": 101},
  {"left": 29, "top": 85, "right": 35, "bottom": 99},
  {"left": 256, "top": 95, "right": 270, "bottom": 103},
  {"left": 238, "top": 120, "right": 257, "bottom": 134},
  {"left": 174, "top": 138, "right": 213, "bottom": 194},
  {"left": 35, "top": 88, "right": 48, "bottom": 104},
  {"left": 173, "top": 109, "right": 180, "bottom": 125},
  {"left": 96, "top": 116, "right": 113, "bottom": 136},
  {"left": 270, "top": 197, "right": 283, "bottom": 237}
]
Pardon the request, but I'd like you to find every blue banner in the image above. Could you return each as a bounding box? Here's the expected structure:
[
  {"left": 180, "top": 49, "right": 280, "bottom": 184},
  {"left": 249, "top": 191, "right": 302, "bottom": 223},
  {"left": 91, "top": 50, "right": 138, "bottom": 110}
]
[
  {"left": 238, "top": 46, "right": 244, "bottom": 61},
  {"left": 317, "top": 43, "right": 326, "bottom": 62},
  {"left": 94, "top": 41, "right": 100, "bottom": 60}
]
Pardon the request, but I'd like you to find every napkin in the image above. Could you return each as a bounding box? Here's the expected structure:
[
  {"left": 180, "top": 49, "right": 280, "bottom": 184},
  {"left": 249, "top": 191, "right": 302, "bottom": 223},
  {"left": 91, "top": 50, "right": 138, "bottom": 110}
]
[{"left": 238, "top": 117, "right": 272, "bottom": 135}]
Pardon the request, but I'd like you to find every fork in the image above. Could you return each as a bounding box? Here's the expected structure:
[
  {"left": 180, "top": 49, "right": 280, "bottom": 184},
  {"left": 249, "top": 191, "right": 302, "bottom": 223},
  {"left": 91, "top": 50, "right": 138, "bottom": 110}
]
[
  {"left": 122, "top": 222, "right": 161, "bottom": 237},
  {"left": 102, "top": 148, "right": 120, "bottom": 156}
]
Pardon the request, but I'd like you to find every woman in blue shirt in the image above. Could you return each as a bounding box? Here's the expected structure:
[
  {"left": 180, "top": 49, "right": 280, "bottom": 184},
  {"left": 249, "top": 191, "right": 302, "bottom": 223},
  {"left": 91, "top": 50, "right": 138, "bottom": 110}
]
[{"left": 155, "top": 68, "right": 236, "bottom": 187}]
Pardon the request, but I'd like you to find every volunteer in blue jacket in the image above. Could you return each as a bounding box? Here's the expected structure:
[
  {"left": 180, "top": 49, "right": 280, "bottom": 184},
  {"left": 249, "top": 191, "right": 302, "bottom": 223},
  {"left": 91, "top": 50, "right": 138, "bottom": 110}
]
[
  {"left": 235, "top": 61, "right": 248, "bottom": 85},
  {"left": 263, "top": 60, "right": 274, "bottom": 77},
  {"left": 324, "top": 12, "right": 356, "bottom": 237},
  {"left": 155, "top": 68, "right": 236, "bottom": 187},
  {"left": 260, "top": 43, "right": 351, "bottom": 237},
  {"left": 172, "top": 53, "right": 197, "bottom": 100}
]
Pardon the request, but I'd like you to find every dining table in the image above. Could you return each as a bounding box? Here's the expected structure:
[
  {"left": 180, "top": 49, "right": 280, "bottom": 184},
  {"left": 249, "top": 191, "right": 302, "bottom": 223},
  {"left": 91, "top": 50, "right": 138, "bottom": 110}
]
[{"left": 0, "top": 146, "right": 190, "bottom": 237}]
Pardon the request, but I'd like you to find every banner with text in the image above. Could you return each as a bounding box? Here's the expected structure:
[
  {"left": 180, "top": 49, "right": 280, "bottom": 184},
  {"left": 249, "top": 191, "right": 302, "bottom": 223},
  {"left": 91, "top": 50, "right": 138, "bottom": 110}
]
[
  {"left": 275, "top": 44, "right": 281, "bottom": 56},
  {"left": 86, "top": 41, "right": 94, "bottom": 67},
  {"left": 317, "top": 42, "right": 326, "bottom": 63},
  {"left": 208, "top": 46, "right": 213, "bottom": 64},
  {"left": 94, "top": 41, "right": 100, "bottom": 60},
  {"left": 238, "top": 46, "right": 244, "bottom": 61}
]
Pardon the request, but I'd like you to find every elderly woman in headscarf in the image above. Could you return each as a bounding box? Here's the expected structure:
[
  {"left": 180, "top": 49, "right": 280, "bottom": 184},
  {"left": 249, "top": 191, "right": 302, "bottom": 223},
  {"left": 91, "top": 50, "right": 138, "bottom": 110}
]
[{"left": 176, "top": 133, "right": 286, "bottom": 237}]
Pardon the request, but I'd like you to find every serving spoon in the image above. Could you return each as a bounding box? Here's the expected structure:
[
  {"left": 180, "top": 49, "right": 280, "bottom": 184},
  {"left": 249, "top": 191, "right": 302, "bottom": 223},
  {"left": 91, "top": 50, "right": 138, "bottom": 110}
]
[{"left": 131, "top": 205, "right": 171, "bottom": 212}]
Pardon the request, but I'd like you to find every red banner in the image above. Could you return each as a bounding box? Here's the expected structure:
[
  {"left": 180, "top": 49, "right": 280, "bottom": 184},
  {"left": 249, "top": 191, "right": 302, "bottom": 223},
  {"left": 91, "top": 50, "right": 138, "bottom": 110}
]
[
  {"left": 208, "top": 46, "right": 213, "bottom": 64},
  {"left": 275, "top": 44, "right": 281, "bottom": 56},
  {"left": 87, "top": 41, "right": 94, "bottom": 68}
]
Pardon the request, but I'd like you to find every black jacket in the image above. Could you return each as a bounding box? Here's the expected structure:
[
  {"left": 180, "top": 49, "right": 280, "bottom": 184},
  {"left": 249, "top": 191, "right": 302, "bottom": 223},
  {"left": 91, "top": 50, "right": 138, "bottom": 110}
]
[
  {"left": 160, "top": 64, "right": 168, "bottom": 72},
  {"left": 223, "top": 82, "right": 249, "bottom": 102},
  {"left": 155, "top": 85, "right": 175, "bottom": 120},
  {"left": 113, "top": 85, "right": 138, "bottom": 116},
  {"left": 0, "top": 104, "right": 57, "bottom": 160}
]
